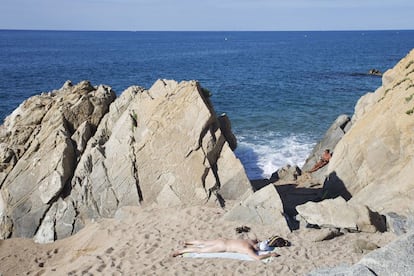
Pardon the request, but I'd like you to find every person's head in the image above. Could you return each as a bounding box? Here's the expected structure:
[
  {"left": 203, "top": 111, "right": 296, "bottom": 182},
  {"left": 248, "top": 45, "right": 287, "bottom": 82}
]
[
  {"left": 325, "top": 149, "right": 330, "bottom": 154},
  {"left": 271, "top": 237, "right": 290, "bottom": 247},
  {"left": 267, "top": 236, "right": 291, "bottom": 247}
]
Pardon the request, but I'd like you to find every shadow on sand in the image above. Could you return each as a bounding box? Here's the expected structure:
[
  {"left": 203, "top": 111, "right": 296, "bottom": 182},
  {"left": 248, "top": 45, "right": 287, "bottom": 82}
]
[{"left": 250, "top": 170, "right": 353, "bottom": 231}]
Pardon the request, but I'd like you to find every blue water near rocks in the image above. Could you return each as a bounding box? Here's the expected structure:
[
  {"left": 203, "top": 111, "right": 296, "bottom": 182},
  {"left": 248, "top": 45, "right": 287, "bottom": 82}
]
[{"left": 1, "top": 30, "right": 414, "bottom": 179}]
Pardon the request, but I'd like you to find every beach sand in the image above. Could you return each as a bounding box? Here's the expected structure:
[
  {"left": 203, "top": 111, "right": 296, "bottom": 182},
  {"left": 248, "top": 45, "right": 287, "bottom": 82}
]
[{"left": 0, "top": 201, "right": 395, "bottom": 276}]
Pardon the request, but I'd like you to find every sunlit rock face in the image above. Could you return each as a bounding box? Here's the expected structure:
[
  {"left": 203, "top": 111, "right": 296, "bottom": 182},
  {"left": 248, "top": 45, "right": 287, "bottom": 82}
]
[{"left": 0, "top": 79, "right": 252, "bottom": 242}]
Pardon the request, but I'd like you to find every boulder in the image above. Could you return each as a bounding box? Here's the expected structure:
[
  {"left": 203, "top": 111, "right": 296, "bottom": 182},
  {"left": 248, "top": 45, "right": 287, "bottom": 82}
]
[
  {"left": 0, "top": 79, "right": 252, "bottom": 241},
  {"left": 223, "top": 184, "right": 291, "bottom": 236},
  {"left": 269, "top": 164, "right": 301, "bottom": 183},
  {"left": 296, "top": 197, "right": 386, "bottom": 233},
  {"left": 64, "top": 80, "right": 252, "bottom": 237}
]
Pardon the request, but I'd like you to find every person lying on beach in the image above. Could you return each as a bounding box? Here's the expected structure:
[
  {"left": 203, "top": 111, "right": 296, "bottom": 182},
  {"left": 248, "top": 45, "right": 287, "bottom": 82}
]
[
  {"left": 171, "top": 238, "right": 280, "bottom": 261},
  {"left": 308, "top": 149, "right": 332, "bottom": 173}
]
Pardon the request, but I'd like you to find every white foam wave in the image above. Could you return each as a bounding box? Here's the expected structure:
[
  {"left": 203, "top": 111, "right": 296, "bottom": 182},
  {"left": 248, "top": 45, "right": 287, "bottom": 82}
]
[{"left": 235, "top": 132, "right": 316, "bottom": 180}]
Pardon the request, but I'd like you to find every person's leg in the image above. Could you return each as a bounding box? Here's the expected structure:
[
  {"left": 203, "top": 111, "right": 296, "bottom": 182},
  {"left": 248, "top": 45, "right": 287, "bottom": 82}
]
[
  {"left": 184, "top": 239, "right": 222, "bottom": 247},
  {"left": 183, "top": 240, "right": 204, "bottom": 246},
  {"left": 172, "top": 240, "right": 226, "bottom": 257},
  {"left": 309, "top": 160, "right": 326, "bottom": 173}
]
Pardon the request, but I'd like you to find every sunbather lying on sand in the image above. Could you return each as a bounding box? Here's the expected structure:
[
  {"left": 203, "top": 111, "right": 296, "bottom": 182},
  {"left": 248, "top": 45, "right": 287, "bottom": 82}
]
[{"left": 171, "top": 238, "right": 280, "bottom": 261}]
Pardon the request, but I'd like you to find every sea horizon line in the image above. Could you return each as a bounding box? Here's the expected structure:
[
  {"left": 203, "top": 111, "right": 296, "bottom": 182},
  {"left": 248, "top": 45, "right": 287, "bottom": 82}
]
[{"left": 1, "top": 28, "right": 413, "bottom": 33}]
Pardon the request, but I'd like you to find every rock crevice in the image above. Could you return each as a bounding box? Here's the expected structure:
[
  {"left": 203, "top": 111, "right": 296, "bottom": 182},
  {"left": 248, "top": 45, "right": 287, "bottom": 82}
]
[{"left": 0, "top": 79, "right": 252, "bottom": 242}]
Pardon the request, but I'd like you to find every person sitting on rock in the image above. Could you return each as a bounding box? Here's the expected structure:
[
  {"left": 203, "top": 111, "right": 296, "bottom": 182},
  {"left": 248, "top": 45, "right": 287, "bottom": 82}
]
[
  {"left": 308, "top": 149, "right": 332, "bottom": 173},
  {"left": 171, "top": 238, "right": 280, "bottom": 261}
]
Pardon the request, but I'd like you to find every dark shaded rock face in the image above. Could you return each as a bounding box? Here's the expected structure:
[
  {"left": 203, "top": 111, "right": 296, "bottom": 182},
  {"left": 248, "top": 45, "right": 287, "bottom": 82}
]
[
  {"left": 0, "top": 79, "right": 252, "bottom": 242},
  {"left": 301, "top": 114, "right": 351, "bottom": 185}
]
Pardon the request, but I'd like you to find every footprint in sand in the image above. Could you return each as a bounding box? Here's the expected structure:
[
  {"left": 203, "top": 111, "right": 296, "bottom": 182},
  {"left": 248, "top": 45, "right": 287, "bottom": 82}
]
[
  {"left": 276, "top": 264, "right": 291, "bottom": 274},
  {"left": 105, "top": 247, "right": 115, "bottom": 254},
  {"left": 80, "top": 265, "right": 93, "bottom": 274},
  {"left": 46, "top": 248, "right": 59, "bottom": 259},
  {"left": 144, "top": 243, "right": 159, "bottom": 254},
  {"left": 34, "top": 257, "right": 45, "bottom": 268},
  {"left": 96, "top": 263, "right": 107, "bottom": 273}
]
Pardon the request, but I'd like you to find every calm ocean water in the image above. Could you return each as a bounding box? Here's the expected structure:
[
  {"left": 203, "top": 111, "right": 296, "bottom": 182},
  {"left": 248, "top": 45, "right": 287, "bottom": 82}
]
[{"left": 1, "top": 30, "right": 413, "bottom": 179}]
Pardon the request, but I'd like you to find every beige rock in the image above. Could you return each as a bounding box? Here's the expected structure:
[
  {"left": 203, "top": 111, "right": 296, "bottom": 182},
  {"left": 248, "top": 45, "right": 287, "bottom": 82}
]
[
  {"left": 216, "top": 142, "right": 252, "bottom": 200},
  {"left": 71, "top": 121, "right": 92, "bottom": 154},
  {"left": 324, "top": 49, "right": 414, "bottom": 215},
  {"left": 0, "top": 79, "right": 252, "bottom": 242},
  {"left": 223, "top": 184, "right": 291, "bottom": 236},
  {"left": 296, "top": 197, "right": 386, "bottom": 233},
  {"left": 0, "top": 81, "right": 116, "bottom": 239},
  {"left": 33, "top": 204, "right": 57, "bottom": 244}
]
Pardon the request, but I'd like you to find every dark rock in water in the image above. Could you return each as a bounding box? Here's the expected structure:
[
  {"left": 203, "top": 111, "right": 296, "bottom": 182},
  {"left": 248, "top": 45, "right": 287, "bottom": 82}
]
[
  {"left": 368, "top": 68, "right": 382, "bottom": 76},
  {"left": 350, "top": 69, "right": 382, "bottom": 77}
]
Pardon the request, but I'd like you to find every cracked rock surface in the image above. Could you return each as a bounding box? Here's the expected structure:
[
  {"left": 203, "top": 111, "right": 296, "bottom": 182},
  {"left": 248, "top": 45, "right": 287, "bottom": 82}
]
[{"left": 0, "top": 79, "right": 252, "bottom": 242}]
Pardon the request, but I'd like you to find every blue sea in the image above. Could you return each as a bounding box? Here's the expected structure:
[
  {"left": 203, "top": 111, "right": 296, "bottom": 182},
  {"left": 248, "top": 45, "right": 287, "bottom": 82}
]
[{"left": 1, "top": 30, "right": 413, "bottom": 179}]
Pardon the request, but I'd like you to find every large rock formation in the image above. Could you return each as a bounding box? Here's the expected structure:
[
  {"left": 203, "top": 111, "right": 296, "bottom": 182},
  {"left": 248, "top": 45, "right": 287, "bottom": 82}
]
[
  {"left": 0, "top": 79, "right": 252, "bottom": 242},
  {"left": 323, "top": 49, "right": 414, "bottom": 215}
]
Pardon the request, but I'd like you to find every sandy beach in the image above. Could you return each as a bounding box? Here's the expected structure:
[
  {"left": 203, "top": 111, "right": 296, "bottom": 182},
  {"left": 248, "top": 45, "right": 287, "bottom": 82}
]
[{"left": 0, "top": 200, "right": 395, "bottom": 276}]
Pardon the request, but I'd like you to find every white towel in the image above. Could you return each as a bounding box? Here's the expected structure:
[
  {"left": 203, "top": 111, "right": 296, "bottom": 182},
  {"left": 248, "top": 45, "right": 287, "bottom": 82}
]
[{"left": 183, "top": 249, "right": 276, "bottom": 262}]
